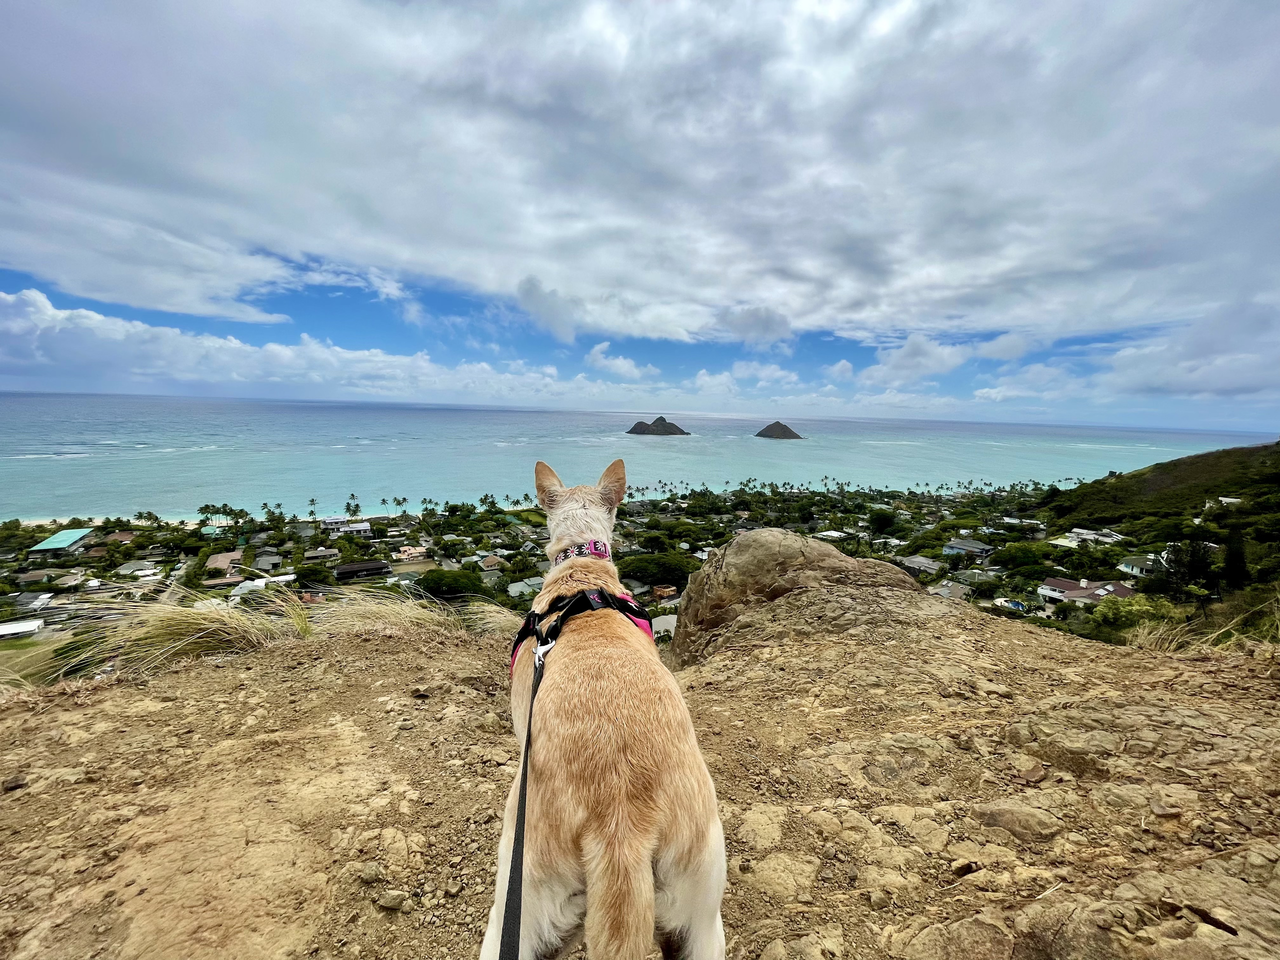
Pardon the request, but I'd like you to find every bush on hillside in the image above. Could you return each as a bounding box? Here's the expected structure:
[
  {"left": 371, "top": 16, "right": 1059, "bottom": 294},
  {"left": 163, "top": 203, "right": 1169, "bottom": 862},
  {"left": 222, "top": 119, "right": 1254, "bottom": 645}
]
[
  {"left": 616, "top": 551, "right": 701, "bottom": 589},
  {"left": 417, "top": 569, "right": 489, "bottom": 600}
]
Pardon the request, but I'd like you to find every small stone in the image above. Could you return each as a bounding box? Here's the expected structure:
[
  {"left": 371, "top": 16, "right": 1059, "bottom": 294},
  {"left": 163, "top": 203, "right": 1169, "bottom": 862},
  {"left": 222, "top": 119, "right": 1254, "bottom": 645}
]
[
  {"left": 445, "top": 879, "right": 463, "bottom": 897},
  {"left": 868, "top": 888, "right": 891, "bottom": 910},
  {"left": 397, "top": 718, "right": 415, "bottom": 730},
  {"left": 410, "top": 686, "right": 430, "bottom": 698},
  {"left": 759, "top": 940, "right": 787, "bottom": 960},
  {"left": 2, "top": 773, "right": 28, "bottom": 792},
  {"left": 359, "top": 862, "right": 386, "bottom": 884},
  {"left": 376, "top": 890, "right": 408, "bottom": 910}
]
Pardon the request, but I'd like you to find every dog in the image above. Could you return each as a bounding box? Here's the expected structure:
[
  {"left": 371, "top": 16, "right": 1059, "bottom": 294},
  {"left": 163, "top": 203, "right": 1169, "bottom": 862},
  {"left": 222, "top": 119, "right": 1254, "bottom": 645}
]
[{"left": 479, "top": 458, "right": 726, "bottom": 960}]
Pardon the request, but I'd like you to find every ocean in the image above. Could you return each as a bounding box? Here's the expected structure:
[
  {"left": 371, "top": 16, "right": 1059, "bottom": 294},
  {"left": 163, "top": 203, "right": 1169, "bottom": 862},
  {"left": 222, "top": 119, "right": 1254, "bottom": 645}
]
[{"left": 0, "top": 392, "right": 1270, "bottom": 521}]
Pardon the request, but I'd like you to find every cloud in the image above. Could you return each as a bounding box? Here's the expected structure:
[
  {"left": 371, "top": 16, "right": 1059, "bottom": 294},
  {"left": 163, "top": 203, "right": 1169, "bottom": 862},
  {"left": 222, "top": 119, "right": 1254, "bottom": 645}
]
[
  {"left": 687, "top": 369, "right": 738, "bottom": 396},
  {"left": 822, "top": 359, "right": 854, "bottom": 381},
  {"left": 730, "top": 360, "right": 798, "bottom": 385},
  {"left": 858, "top": 334, "right": 970, "bottom": 388},
  {"left": 707, "top": 307, "right": 792, "bottom": 346},
  {"left": 584, "top": 341, "right": 659, "bottom": 380}
]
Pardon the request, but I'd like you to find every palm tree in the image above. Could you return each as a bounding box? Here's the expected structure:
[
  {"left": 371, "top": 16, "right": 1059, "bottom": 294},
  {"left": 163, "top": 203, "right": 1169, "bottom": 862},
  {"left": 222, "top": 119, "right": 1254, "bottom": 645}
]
[
  {"left": 308, "top": 498, "right": 318, "bottom": 513},
  {"left": 380, "top": 498, "right": 389, "bottom": 511}
]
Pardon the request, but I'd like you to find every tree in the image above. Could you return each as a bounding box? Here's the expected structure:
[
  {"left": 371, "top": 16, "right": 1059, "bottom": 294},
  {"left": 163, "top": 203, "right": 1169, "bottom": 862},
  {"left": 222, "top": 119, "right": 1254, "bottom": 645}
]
[
  {"left": 1222, "top": 528, "right": 1249, "bottom": 592},
  {"left": 294, "top": 564, "right": 336, "bottom": 586},
  {"left": 616, "top": 552, "right": 700, "bottom": 589},
  {"left": 868, "top": 510, "right": 896, "bottom": 535},
  {"left": 417, "top": 569, "right": 488, "bottom": 600}
]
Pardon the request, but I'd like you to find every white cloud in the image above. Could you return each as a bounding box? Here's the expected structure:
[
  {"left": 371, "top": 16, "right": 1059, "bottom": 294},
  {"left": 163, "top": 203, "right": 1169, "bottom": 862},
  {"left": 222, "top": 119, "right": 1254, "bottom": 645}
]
[
  {"left": 687, "top": 369, "right": 738, "bottom": 396},
  {"left": 584, "top": 341, "right": 659, "bottom": 380},
  {"left": 858, "top": 334, "right": 970, "bottom": 388},
  {"left": 822, "top": 359, "right": 854, "bottom": 381},
  {"left": 730, "top": 360, "right": 798, "bottom": 385},
  {"left": 0, "top": 0, "right": 1272, "bottom": 363}
]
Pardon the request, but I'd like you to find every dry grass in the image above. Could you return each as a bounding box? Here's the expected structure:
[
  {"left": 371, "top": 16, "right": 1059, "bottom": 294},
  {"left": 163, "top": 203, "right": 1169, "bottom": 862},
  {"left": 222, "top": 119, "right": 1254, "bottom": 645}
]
[
  {"left": 47, "top": 587, "right": 305, "bottom": 680},
  {"left": 1125, "top": 585, "right": 1280, "bottom": 653},
  {"left": 309, "top": 585, "right": 465, "bottom": 639},
  {"left": 459, "top": 601, "right": 524, "bottom": 637}
]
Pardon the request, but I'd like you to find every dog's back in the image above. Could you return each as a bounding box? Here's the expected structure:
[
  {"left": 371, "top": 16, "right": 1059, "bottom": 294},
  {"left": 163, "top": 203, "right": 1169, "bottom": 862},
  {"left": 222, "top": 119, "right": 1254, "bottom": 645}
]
[
  {"left": 479, "top": 458, "right": 725, "bottom": 960},
  {"left": 520, "top": 599, "right": 721, "bottom": 958}
]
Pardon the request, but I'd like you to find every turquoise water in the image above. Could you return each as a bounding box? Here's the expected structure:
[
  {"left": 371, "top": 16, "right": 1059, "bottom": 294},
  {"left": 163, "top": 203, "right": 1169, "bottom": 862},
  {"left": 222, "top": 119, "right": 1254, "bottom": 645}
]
[{"left": 0, "top": 392, "right": 1270, "bottom": 520}]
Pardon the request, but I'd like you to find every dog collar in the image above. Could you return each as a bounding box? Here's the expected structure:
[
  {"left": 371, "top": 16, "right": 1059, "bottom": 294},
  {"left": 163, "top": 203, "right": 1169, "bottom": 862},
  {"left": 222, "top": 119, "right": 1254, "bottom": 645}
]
[{"left": 552, "top": 540, "right": 610, "bottom": 565}]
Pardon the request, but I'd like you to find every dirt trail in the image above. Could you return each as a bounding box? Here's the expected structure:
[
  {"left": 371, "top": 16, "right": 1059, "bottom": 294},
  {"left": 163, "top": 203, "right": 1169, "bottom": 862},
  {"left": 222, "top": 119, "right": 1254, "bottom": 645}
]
[{"left": 3, "top": 530, "right": 1280, "bottom": 959}]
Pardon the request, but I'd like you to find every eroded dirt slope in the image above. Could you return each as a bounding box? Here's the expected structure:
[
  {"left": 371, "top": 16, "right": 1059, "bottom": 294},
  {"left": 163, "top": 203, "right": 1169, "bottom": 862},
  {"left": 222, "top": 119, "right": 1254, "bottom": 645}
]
[{"left": 2, "top": 529, "right": 1279, "bottom": 960}]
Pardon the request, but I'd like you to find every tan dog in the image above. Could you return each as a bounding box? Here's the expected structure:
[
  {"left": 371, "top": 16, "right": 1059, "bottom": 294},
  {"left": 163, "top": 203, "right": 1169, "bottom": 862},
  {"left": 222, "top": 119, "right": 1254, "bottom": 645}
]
[{"left": 479, "top": 459, "right": 726, "bottom": 960}]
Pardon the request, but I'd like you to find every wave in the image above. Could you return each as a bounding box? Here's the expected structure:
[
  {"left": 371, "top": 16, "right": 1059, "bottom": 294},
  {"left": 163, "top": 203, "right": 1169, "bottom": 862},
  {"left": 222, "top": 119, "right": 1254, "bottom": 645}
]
[{"left": 2, "top": 453, "right": 93, "bottom": 460}]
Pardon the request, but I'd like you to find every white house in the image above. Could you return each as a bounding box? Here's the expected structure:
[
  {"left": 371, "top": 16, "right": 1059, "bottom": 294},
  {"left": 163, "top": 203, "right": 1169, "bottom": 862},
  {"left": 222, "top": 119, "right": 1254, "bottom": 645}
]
[{"left": 1117, "top": 553, "right": 1164, "bottom": 578}]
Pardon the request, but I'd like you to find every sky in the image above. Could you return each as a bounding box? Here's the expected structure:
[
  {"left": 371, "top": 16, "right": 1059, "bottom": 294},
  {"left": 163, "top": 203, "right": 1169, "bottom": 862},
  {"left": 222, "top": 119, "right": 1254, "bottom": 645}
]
[{"left": 1, "top": 0, "right": 1277, "bottom": 431}]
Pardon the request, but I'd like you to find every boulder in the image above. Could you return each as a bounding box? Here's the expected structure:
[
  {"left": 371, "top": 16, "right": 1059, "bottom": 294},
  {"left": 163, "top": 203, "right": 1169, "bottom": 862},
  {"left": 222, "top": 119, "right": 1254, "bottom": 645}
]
[
  {"left": 973, "top": 800, "right": 1065, "bottom": 842},
  {"left": 672, "top": 528, "right": 920, "bottom": 666}
]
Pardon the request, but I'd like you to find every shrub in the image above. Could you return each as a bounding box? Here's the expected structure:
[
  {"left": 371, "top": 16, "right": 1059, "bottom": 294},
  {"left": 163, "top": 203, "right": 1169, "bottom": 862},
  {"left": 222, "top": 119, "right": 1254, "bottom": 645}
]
[
  {"left": 417, "top": 569, "right": 489, "bottom": 599},
  {"left": 616, "top": 551, "right": 701, "bottom": 588}
]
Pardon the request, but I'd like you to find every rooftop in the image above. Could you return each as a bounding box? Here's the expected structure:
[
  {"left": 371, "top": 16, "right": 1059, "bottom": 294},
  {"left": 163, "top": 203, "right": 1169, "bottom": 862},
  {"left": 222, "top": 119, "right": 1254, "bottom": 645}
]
[{"left": 29, "top": 528, "right": 95, "bottom": 552}]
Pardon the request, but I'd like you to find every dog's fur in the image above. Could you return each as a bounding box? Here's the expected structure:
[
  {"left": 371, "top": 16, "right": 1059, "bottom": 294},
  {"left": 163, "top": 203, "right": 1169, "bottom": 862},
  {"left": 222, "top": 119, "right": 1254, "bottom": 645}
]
[{"left": 479, "top": 459, "right": 726, "bottom": 960}]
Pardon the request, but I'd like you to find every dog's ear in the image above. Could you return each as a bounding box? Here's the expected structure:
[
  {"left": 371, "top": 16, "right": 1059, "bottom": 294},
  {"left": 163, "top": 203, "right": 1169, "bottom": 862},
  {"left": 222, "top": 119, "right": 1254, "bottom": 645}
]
[
  {"left": 535, "top": 461, "right": 565, "bottom": 509},
  {"left": 597, "top": 459, "right": 627, "bottom": 509}
]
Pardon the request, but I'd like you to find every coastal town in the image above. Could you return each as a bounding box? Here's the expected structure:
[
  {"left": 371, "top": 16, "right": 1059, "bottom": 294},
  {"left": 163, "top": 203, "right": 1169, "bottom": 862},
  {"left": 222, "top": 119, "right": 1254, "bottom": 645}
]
[{"left": 4, "top": 437, "right": 1277, "bottom": 674}]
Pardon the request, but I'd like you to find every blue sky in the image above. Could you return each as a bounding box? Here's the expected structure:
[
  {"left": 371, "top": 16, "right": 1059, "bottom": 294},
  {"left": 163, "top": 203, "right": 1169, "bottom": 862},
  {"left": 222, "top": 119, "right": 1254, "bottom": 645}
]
[{"left": 1, "top": 1, "right": 1278, "bottom": 431}]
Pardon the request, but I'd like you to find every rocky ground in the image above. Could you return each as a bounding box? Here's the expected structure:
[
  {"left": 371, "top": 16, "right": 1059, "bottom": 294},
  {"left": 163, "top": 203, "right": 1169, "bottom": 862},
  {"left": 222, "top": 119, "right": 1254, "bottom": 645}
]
[{"left": 2, "top": 528, "right": 1279, "bottom": 960}]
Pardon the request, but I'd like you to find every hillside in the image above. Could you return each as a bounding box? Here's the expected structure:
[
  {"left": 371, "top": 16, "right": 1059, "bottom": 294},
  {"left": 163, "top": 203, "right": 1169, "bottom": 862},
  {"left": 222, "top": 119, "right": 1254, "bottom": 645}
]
[
  {"left": 2, "top": 529, "right": 1279, "bottom": 959},
  {"left": 1040, "top": 441, "right": 1279, "bottom": 530}
]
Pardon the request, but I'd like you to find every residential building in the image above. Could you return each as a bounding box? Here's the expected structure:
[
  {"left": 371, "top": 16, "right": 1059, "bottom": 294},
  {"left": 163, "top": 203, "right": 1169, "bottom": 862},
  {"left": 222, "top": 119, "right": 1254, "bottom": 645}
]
[
  {"left": 319, "top": 516, "right": 348, "bottom": 531},
  {"left": 115, "top": 560, "right": 159, "bottom": 576},
  {"left": 943, "top": 538, "right": 995, "bottom": 559},
  {"left": 27, "top": 528, "right": 95, "bottom": 556},
  {"left": 16, "top": 569, "right": 60, "bottom": 586},
  {"left": 395, "top": 545, "right": 430, "bottom": 562},
  {"left": 334, "top": 560, "right": 393, "bottom": 581},
  {"left": 103, "top": 530, "right": 137, "bottom": 544},
  {"left": 335, "top": 521, "right": 372, "bottom": 539},
  {"left": 1118, "top": 554, "right": 1165, "bottom": 578},
  {"left": 304, "top": 547, "right": 341, "bottom": 566},
  {"left": 204, "top": 549, "right": 244, "bottom": 574},
  {"left": 1037, "top": 578, "right": 1135, "bottom": 606},
  {"left": 900, "top": 555, "right": 944, "bottom": 577},
  {"left": 953, "top": 569, "right": 998, "bottom": 586},
  {"left": 928, "top": 580, "right": 971, "bottom": 601},
  {"left": 480, "top": 555, "right": 509, "bottom": 572}
]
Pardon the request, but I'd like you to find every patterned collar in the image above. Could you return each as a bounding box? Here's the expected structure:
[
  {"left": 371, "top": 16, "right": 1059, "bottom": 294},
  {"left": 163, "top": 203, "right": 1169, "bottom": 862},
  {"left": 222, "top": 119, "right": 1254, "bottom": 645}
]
[{"left": 552, "top": 539, "right": 611, "bottom": 566}]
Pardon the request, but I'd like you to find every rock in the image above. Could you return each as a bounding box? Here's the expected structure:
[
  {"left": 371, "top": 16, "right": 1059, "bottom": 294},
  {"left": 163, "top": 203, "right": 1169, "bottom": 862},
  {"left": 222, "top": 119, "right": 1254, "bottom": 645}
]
[
  {"left": 626, "top": 416, "right": 690, "bottom": 436},
  {"left": 3, "top": 773, "right": 29, "bottom": 792},
  {"left": 358, "top": 862, "right": 386, "bottom": 884},
  {"left": 409, "top": 686, "right": 430, "bottom": 698},
  {"left": 973, "top": 800, "right": 1065, "bottom": 842},
  {"left": 397, "top": 718, "right": 415, "bottom": 730},
  {"left": 908, "top": 818, "right": 950, "bottom": 853},
  {"left": 755, "top": 421, "right": 804, "bottom": 440},
  {"left": 444, "top": 879, "right": 463, "bottom": 897},
  {"left": 805, "top": 810, "right": 843, "bottom": 838},
  {"left": 672, "top": 528, "right": 920, "bottom": 666},
  {"left": 739, "top": 805, "right": 788, "bottom": 851},
  {"left": 890, "top": 915, "right": 1013, "bottom": 960},
  {"left": 742, "top": 853, "right": 821, "bottom": 901},
  {"left": 787, "top": 922, "right": 844, "bottom": 958},
  {"left": 760, "top": 940, "right": 787, "bottom": 960},
  {"left": 376, "top": 890, "right": 408, "bottom": 910}
]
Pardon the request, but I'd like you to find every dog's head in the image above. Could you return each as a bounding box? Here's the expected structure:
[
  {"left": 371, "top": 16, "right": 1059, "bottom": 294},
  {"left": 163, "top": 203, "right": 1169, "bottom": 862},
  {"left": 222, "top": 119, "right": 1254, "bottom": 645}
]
[{"left": 534, "top": 459, "right": 627, "bottom": 558}]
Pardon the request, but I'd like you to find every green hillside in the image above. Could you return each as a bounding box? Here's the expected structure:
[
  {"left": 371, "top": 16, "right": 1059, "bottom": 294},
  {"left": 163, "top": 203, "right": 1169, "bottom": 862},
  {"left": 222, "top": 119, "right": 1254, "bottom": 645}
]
[{"left": 1039, "top": 439, "right": 1280, "bottom": 586}]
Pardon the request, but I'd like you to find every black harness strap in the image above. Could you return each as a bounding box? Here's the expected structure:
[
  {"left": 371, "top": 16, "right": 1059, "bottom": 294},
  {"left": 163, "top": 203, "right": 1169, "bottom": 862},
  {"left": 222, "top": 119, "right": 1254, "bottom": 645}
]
[{"left": 497, "top": 590, "right": 653, "bottom": 960}]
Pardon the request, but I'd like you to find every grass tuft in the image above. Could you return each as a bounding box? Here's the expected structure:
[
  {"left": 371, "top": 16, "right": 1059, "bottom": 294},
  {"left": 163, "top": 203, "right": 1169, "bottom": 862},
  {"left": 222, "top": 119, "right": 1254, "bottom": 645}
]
[
  {"left": 48, "top": 586, "right": 305, "bottom": 679},
  {"left": 459, "top": 601, "right": 524, "bottom": 637},
  {"left": 309, "top": 585, "right": 464, "bottom": 639}
]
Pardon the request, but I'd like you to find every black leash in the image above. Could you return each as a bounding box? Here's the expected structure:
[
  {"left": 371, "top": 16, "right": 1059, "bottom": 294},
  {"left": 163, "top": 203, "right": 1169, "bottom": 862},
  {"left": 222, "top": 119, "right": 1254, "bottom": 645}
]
[{"left": 497, "top": 590, "right": 653, "bottom": 960}]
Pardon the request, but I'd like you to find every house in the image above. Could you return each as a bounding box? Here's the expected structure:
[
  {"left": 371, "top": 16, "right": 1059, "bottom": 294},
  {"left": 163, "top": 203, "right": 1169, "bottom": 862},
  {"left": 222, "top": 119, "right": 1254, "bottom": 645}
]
[
  {"left": 103, "top": 530, "right": 137, "bottom": 544},
  {"left": 651, "top": 585, "right": 679, "bottom": 603},
  {"left": 900, "top": 555, "right": 945, "bottom": 577},
  {"left": 1037, "top": 578, "right": 1135, "bottom": 606},
  {"left": 304, "top": 547, "right": 341, "bottom": 567},
  {"left": 1118, "top": 554, "right": 1164, "bottom": 578},
  {"left": 811, "top": 530, "right": 848, "bottom": 541},
  {"left": 15, "top": 569, "right": 60, "bottom": 586},
  {"left": 395, "top": 545, "right": 430, "bottom": 562},
  {"left": 334, "top": 560, "right": 393, "bottom": 581},
  {"left": 943, "top": 538, "right": 995, "bottom": 559},
  {"left": 27, "top": 528, "right": 95, "bottom": 556},
  {"left": 507, "top": 576, "right": 546, "bottom": 598},
  {"left": 201, "top": 576, "right": 246, "bottom": 590},
  {"left": 1050, "top": 528, "right": 1127, "bottom": 549},
  {"left": 953, "top": 569, "right": 998, "bottom": 586},
  {"left": 480, "top": 555, "right": 509, "bottom": 572},
  {"left": 204, "top": 549, "right": 244, "bottom": 574},
  {"left": 231, "top": 574, "right": 296, "bottom": 597},
  {"left": 928, "top": 580, "right": 971, "bottom": 601},
  {"left": 336, "top": 522, "right": 373, "bottom": 539},
  {"left": 621, "top": 579, "right": 650, "bottom": 597},
  {"left": 115, "top": 560, "right": 159, "bottom": 577},
  {"left": 0, "top": 619, "right": 44, "bottom": 639},
  {"left": 252, "top": 555, "right": 283, "bottom": 573},
  {"left": 14, "top": 592, "right": 54, "bottom": 611},
  {"left": 319, "top": 516, "right": 348, "bottom": 531},
  {"left": 53, "top": 573, "right": 85, "bottom": 588}
]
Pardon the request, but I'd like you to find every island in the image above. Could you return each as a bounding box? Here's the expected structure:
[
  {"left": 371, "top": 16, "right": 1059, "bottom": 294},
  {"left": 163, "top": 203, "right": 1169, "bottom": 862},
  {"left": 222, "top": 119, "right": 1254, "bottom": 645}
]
[
  {"left": 626, "top": 416, "right": 690, "bottom": 436},
  {"left": 756, "top": 420, "right": 804, "bottom": 439}
]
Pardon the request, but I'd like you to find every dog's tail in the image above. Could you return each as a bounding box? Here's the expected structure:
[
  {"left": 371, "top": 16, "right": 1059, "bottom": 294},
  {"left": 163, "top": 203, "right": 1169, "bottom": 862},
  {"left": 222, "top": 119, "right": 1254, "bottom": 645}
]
[{"left": 583, "top": 832, "right": 655, "bottom": 960}]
